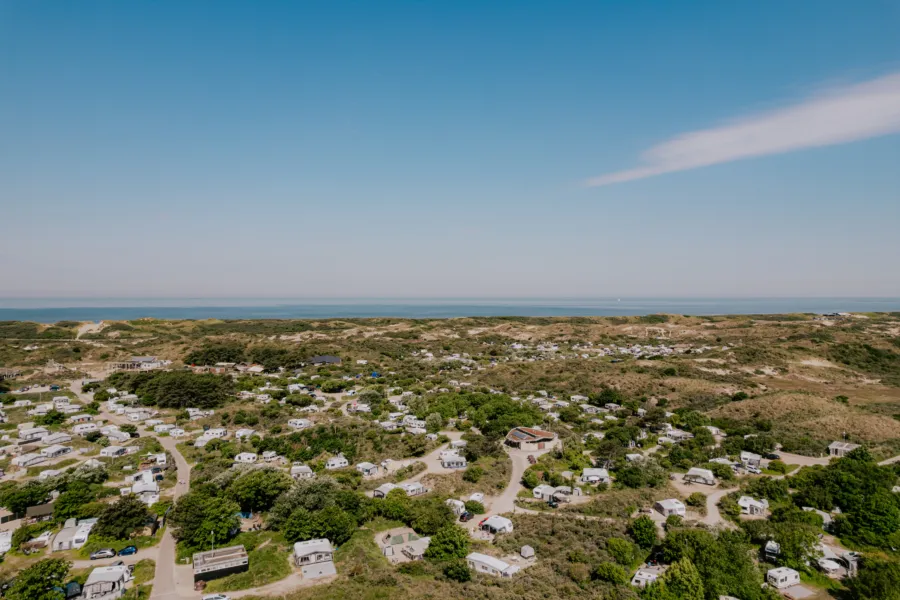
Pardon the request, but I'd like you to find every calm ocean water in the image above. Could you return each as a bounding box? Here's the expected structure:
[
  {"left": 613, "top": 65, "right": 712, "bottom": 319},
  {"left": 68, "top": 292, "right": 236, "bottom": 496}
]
[{"left": 1, "top": 298, "right": 899, "bottom": 323}]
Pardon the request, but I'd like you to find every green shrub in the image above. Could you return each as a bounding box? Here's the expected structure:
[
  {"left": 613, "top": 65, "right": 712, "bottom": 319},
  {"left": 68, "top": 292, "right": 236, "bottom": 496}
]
[
  {"left": 592, "top": 562, "right": 628, "bottom": 584},
  {"left": 686, "top": 492, "right": 706, "bottom": 507}
]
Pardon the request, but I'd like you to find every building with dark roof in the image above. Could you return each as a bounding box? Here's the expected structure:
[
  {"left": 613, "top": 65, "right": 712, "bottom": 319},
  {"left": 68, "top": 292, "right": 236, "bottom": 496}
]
[
  {"left": 307, "top": 355, "right": 341, "bottom": 366},
  {"left": 505, "top": 427, "right": 559, "bottom": 451}
]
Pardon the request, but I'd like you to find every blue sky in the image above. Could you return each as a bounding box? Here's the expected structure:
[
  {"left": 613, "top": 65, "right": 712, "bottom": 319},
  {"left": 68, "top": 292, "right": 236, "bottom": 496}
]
[{"left": 2, "top": 1, "right": 899, "bottom": 298}]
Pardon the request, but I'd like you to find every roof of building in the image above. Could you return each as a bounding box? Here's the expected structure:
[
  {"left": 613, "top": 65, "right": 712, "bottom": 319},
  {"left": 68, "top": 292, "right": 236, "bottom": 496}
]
[
  {"left": 655, "top": 498, "right": 685, "bottom": 510},
  {"left": 293, "top": 538, "right": 333, "bottom": 556},
  {"left": 85, "top": 565, "right": 128, "bottom": 585},
  {"left": 768, "top": 566, "right": 799, "bottom": 577},
  {"left": 482, "top": 515, "right": 513, "bottom": 529},
  {"left": 829, "top": 441, "right": 861, "bottom": 451},
  {"left": 506, "top": 427, "right": 557, "bottom": 442},
  {"left": 685, "top": 467, "right": 716, "bottom": 479},
  {"left": 26, "top": 503, "right": 54, "bottom": 517},
  {"left": 582, "top": 468, "right": 609, "bottom": 478},
  {"left": 193, "top": 545, "right": 248, "bottom": 569},
  {"left": 375, "top": 483, "right": 398, "bottom": 495},
  {"left": 308, "top": 355, "right": 341, "bottom": 364},
  {"left": 467, "top": 552, "right": 511, "bottom": 572}
]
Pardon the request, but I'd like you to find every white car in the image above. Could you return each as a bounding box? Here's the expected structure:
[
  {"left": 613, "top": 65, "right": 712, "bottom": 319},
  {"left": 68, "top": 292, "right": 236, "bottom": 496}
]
[
  {"left": 203, "top": 595, "right": 230, "bottom": 600},
  {"left": 746, "top": 466, "right": 762, "bottom": 475}
]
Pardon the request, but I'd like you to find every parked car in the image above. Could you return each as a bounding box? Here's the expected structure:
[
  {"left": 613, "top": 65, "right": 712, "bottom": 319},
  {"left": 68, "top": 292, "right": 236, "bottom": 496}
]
[
  {"left": 459, "top": 511, "right": 473, "bottom": 522},
  {"left": 764, "top": 453, "right": 781, "bottom": 460},
  {"left": 90, "top": 549, "right": 116, "bottom": 560},
  {"left": 746, "top": 466, "right": 762, "bottom": 475},
  {"left": 202, "top": 594, "right": 231, "bottom": 600},
  {"left": 548, "top": 499, "right": 559, "bottom": 509},
  {"left": 111, "top": 561, "right": 124, "bottom": 567},
  {"left": 118, "top": 546, "right": 138, "bottom": 556}
]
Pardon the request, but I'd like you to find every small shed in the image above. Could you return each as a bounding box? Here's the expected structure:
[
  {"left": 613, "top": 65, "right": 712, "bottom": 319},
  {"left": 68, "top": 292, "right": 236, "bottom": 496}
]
[{"left": 520, "top": 545, "right": 535, "bottom": 559}]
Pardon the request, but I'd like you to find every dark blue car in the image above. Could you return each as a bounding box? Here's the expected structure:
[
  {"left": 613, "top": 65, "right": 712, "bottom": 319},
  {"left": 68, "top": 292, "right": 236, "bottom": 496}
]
[{"left": 118, "top": 546, "right": 138, "bottom": 556}]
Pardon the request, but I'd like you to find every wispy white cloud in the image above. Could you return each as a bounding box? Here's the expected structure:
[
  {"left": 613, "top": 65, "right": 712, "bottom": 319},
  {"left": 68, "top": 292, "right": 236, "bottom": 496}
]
[{"left": 586, "top": 72, "right": 900, "bottom": 186}]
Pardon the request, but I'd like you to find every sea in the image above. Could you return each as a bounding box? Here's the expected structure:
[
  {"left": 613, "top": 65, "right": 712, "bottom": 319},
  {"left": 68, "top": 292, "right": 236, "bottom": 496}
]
[{"left": 1, "top": 297, "right": 899, "bottom": 323}]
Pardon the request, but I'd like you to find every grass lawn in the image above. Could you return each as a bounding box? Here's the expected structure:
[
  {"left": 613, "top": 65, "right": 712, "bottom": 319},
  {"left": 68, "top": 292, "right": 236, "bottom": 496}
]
[
  {"left": 133, "top": 559, "right": 156, "bottom": 585},
  {"left": 203, "top": 545, "right": 292, "bottom": 592}
]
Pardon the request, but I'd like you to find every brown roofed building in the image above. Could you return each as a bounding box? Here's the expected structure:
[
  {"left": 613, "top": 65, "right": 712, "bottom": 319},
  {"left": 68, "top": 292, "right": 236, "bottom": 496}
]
[{"left": 505, "top": 427, "right": 559, "bottom": 451}]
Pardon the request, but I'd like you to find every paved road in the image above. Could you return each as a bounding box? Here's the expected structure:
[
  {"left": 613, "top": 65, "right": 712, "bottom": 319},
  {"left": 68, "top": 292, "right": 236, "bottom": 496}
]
[{"left": 149, "top": 437, "right": 194, "bottom": 600}]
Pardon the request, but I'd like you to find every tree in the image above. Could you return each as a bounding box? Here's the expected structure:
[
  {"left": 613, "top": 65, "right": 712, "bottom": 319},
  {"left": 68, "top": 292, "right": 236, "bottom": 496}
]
[
  {"left": 269, "top": 478, "right": 341, "bottom": 528},
  {"left": 6, "top": 558, "right": 70, "bottom": 600},
  {"left": 312, "top": 506, "right": 357, "bottom": 545},
  {"left": 378, "top": 488, "right": 411, "bottom": 521},
  {"left": 94, "top": 495, "right": 151, "bottom": 540},
  {"left": 35, "top": 410, "right": 66, "bottom": 426},
  {"left": 120, "top": 424, "right": 137, "bottom": 435},
  {"left": 464, "top": 500, "right": 484, "bottom": 515},
  {"left": 121, "top": 371, "right": 234, "bottom": 408},
  {"left": 54, "top": 484, "right": 97, "bottom": 520},
  {"left": 630, "top": 515, "right": 658, "bottom": 549},
  {"left": 227, "top": 469, "right": 293, "bottom": 512},
  {"left": 443, "top": 559, "right": 471, "bottom": 582},
  {"left": 849, "top": 491, "right": 900, "bottom": 545},
  {"left": 410, "top": 499, "right": 454, "bottom": 535},
  {"left": 659, "top": 558, "right": 705, "bottom": 600},
  {"left": 848, "top": 557, "right": 900, "bottom": 600},
  {"left": 425, "top": 413, "right": 443, "bottom": 433},
  {"left": 593, "top": 562, "right": 628, "bottom": 584},
  {"left": 283, "top": 508, "right": 315, "bottom": 542},
  {"left": 169, "top": 492, "right": 240, "bottom": 549},
  {"left": 0, "top": 481, "right": 48, "bottom": 514},
  {"left": 606, "top": 537, "right": 636, "bottom": 566},
  {"left": 521, "top": 469, "right": 539, "bottom": 489},
  {"left": 424, "top": 525, "right": 470, "bottom": 560},
  {"left": 184, "top": 342, "right": 246, "bottom": 366},
  {"left": 320, "top": 380, "right": 345, "bottom": 393},
  {"left": 771, "top": 522, "right": 822, "bottom": 569}
]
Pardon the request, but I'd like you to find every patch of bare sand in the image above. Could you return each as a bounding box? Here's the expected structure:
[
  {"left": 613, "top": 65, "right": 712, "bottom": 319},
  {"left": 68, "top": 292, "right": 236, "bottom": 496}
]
[
  {"left": 696, "top": 367, "right": 733, "bottom": 376},
  {"left": 799, "top": 358, "right": 839, "bottom": 368}
]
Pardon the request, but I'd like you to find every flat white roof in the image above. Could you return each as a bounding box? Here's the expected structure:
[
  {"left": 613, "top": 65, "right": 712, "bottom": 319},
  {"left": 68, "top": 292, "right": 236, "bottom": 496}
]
[
  {"left": 483, "top": 515, "right": 512, "bottom": 528},
  {"left": 294, "top": 538, "right": 333, "bottom": 556},
  {"left": 85, "top": 565, "right": 128, "bottom": 585},
  {"left": 467, "top": 552, "right": 510, "bottom": 571},
  {"left": 582, "top": 468, "right": 609, "bottom": 477}
]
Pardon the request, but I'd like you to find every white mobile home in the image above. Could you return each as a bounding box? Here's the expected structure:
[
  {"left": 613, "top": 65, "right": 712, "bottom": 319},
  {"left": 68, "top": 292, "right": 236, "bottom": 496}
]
[
  {"left": 325, "top": 454, "right": 349, "bottom": 470},
  {"left": 466, "top": 553, "right": 520, "bottom": 578},
  {"left": 293, "top": 538, "right": 336, "bottom": 579},
  {"left": 683, "top": 467, "right": 717, "bottom": 486},
  {"left": 654, "top": 499, "right": 686, "bottom": 518},
  {"left": 580, "top": 468, "right": 611, "bottom": 485},
  {"left": 767, "top": 567, "right": 800, "bottom": 589}
]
